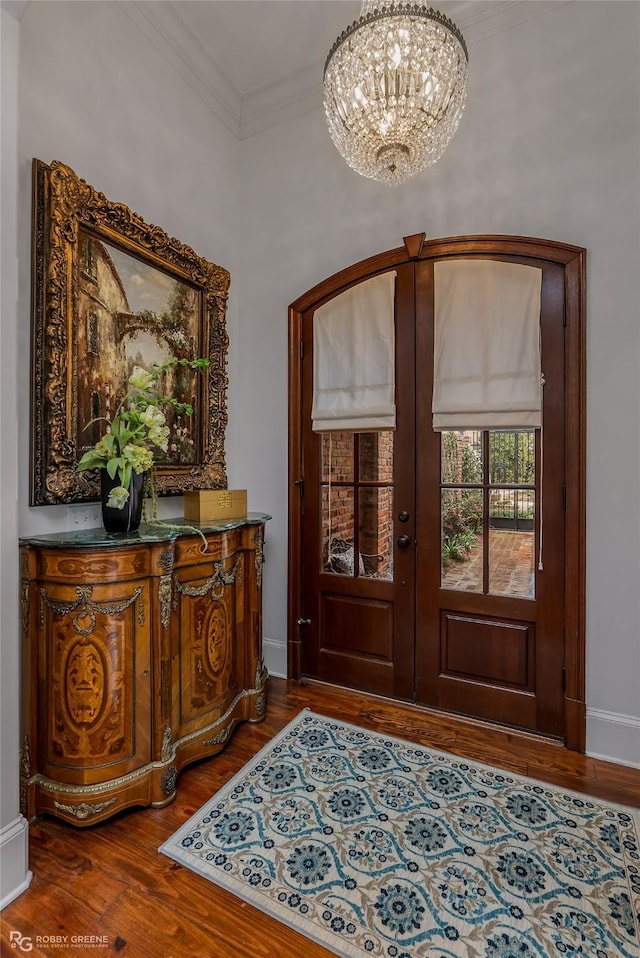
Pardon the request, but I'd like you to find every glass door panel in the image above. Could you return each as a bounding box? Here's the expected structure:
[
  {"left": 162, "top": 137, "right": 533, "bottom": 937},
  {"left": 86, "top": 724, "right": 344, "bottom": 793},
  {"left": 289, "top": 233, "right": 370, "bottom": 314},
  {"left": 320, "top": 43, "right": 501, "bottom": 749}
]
[
  {"left": 440, "top": 431, "right": 484, "bottom": 591},
  {"left": 441, "top": 487, "right": 483, "bottom": 592},
  {"left": 440, "top": 430, "right": 537, "bottom": 598},
  {"left": 322, "top": 485, "right": 356, "bottom": 575},
  {"left": 359, "top": 486, "right": 394, "bottom": 579},
  {"left": 321, "top": 431, "right": 394, "bottom": 580},
  {"left": 321, "top": 432, "right": 354, "bottom": 482}
]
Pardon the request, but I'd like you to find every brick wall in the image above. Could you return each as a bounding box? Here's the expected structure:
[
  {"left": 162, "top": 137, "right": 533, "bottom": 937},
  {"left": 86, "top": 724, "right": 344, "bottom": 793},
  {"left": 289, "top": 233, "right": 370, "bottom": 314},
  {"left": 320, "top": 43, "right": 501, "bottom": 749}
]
[{"left": 321, "top": 432, "right": 394, "bottom": 577}]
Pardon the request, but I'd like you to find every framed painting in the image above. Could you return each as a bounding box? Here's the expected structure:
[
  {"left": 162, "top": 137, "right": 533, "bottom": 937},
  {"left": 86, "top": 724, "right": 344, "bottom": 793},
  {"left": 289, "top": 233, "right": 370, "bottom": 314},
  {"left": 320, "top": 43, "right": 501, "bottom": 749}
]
[{"left": 30, "top": 159, "right": 230, "bottom": 505}]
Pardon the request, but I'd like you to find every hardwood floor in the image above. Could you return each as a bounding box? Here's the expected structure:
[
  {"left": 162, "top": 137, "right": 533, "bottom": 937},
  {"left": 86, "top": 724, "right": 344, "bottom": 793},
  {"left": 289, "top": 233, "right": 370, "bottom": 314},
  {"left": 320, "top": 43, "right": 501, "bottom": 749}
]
[{"left": 3, "top": 677, "right": 639, "bottom": 958}]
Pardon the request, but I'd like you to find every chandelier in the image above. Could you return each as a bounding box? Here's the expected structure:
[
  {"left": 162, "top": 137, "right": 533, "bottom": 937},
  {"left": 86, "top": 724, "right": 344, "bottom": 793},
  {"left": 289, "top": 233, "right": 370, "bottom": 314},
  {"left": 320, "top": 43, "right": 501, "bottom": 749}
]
[{"left": 323, "top": 0, "right": 469, "bottom": 186}]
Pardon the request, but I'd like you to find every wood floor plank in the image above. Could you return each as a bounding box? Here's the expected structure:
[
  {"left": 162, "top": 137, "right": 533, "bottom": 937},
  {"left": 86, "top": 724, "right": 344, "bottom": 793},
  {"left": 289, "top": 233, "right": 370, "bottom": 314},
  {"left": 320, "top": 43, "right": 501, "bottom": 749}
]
[
  {"left": 26, "top": 832, "right": 128, "bottom": 919},
  {"left": 2, "top": 677, "right": 638, "bottom": 958},
  {"left": 0, "top": 880, "right": 119, "bottom": 956},
  {"left": 99, "top": 885, "right": 335, "bottom": 958}
]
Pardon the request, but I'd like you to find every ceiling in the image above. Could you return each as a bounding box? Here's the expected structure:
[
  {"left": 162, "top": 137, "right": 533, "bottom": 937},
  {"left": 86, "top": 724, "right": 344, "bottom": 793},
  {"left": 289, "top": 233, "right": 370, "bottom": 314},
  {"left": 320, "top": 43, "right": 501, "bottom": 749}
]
[
  {"left": 167, "top": 0, "right": 363, "bottom": 96},
  {"left": 6, "top": 0, "right": 572, "bottom": 139}
]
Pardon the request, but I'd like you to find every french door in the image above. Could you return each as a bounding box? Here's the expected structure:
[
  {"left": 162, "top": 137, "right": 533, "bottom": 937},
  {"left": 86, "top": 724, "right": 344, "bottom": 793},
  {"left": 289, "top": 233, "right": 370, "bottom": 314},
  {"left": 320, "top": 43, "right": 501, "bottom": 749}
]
[{"left": 288, "top": 235, "right": 586, "bottom": 747}]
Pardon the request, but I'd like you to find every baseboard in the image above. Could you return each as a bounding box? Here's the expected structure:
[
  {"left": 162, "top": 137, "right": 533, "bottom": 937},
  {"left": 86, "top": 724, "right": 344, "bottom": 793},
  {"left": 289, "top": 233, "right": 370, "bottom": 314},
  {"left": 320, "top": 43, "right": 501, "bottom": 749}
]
[
  {"left": 0, "top": 815, "right": 32, "bottom": 910},
  {"left": 586, "top": 707, "right": 640, "bottom": 769},
  {"left": 263, "top": 635, "right": 287, "bottom": 679}
]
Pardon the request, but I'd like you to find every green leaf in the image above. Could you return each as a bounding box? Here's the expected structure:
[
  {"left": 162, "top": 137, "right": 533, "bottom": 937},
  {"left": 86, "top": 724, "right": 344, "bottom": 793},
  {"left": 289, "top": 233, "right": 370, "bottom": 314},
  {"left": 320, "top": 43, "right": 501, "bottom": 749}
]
[
  {"left": 81, "top": 416, "right": 109, "bottom": 433},
  {"left": 76, "top": 451, "right": 106, "bottom": 472},
  {"left": 107, "top": 457, "right": 122, "bottom": 480}
]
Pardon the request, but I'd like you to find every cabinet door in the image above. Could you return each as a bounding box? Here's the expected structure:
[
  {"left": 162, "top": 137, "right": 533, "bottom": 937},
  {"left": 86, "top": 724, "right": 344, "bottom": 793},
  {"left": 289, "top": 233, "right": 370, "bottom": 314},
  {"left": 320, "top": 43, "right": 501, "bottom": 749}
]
[
  {"left": 171, "top": 552, "right": 244, "bottom": 740},
  {"left": 37, "top": 578, "right": 151, "bottom": 782}
]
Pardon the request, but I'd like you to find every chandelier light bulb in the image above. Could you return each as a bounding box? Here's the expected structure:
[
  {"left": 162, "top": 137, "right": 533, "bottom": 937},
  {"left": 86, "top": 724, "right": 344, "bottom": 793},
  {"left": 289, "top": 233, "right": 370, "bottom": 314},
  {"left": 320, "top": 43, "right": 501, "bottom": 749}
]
[{"left": 323, "top": 0, "right": 469, "bottom": 186}]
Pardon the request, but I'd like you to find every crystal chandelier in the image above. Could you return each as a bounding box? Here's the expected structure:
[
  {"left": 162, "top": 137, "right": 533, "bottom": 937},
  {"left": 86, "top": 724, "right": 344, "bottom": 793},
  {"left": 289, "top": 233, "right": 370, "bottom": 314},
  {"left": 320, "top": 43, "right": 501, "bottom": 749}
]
[{"left": 323, "top": 0, "right": 469, "bottom": 186}]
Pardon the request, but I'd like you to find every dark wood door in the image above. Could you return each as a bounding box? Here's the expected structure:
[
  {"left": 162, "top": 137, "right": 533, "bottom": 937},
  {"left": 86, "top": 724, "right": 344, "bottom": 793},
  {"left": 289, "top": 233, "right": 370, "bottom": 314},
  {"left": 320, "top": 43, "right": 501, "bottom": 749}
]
[
  {"left": 298, "top": 263, "right": 416, "bottom": 699},
  {"left": 414, "top": 258, "right": 566, "bottom": 736},
  {"left": 290, "top": 235, "right": 585, "bottom": 745}
]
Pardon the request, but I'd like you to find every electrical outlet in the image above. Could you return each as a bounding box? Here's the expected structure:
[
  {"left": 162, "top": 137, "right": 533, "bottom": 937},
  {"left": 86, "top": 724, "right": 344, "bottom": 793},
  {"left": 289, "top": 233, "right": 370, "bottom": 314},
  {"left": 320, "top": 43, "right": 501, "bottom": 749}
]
[{"left": 69, "top": 504, "right": 101, "bottom": 528}]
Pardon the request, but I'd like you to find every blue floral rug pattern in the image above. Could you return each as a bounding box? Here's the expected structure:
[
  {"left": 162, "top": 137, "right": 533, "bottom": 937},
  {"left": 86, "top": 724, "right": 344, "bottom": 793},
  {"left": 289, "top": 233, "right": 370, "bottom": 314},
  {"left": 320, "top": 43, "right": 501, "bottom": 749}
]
[{"left": 160, "top": 710, "right": 640, "bottom": 958}]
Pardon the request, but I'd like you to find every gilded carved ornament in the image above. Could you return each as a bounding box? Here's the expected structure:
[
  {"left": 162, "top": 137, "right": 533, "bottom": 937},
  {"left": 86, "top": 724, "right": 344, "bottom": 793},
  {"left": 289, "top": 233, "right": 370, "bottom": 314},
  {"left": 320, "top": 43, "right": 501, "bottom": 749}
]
[
  {"left": 31, "top": 159, "right": 230, "bottom": 505},
  {"left": 39, "top": 584, "right": 144, "bottom": 633},
  {"left": 173, "top": 559, "right": 240, "bottom": 603},
  {"left": 159, "top": 575, "right": 172, "bottom": 630},
  {"left": 53, "top": 798, "right": 117, "bottom": 821}
]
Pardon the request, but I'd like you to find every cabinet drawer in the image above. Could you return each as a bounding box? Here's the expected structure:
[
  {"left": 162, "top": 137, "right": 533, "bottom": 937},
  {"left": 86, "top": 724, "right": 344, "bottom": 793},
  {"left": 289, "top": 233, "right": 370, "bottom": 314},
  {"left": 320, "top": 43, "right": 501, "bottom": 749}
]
[
  {"left": 39, "top": 547, "right": 151, "bottom": 582},
  {"left": 173, "top": 530, "right": 241, "bottom": 566}
]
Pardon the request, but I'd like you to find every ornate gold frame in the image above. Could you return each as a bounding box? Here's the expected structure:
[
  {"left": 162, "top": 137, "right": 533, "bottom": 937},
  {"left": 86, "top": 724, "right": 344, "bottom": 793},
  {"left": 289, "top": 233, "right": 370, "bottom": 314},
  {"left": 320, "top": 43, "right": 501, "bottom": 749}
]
[{"left": 31, "top": 159, "right": 230, "bottom": 505}]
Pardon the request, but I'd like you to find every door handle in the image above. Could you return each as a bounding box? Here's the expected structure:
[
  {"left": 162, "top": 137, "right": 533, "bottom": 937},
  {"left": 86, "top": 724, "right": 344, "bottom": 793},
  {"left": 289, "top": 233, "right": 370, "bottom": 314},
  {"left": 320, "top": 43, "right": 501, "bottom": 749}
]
[
  {"left": 396, "top": 535, "right": 411, "bottom": 549},
  {"left": 297, "top": 618, "right": 311, "bottom": 627}
]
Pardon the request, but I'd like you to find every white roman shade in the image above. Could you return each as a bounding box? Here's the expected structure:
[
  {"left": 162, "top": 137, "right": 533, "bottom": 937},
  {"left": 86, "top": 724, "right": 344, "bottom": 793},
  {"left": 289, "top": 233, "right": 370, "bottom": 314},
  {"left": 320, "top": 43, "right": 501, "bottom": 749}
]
[
  {"left": 432, "top": 259, "right": 543, "bottom": 431},
  {"left": 312, "top": 271, "right": 396, "bottom": 432}
]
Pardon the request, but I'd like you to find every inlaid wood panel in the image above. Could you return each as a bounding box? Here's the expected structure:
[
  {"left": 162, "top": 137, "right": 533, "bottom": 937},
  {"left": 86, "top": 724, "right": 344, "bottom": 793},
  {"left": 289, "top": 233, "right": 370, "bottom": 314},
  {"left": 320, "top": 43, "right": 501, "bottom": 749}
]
[
  {"left": 20, "top": 518, "right": 268, "bottom": 826},
  {"left": 172, "top": 556, "right": 243, "bottom": 736},
  {"left": 39, "top": 548, "right": 150, "bottom": 581},
  {"left": 40, "top": 580, "right": 151, "bottom": 778}
]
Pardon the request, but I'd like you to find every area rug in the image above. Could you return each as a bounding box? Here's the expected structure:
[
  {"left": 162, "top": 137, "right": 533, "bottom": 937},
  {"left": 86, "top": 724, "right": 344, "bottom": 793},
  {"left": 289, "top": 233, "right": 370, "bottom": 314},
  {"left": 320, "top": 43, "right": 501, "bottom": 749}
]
[{"left": 160, "top": 709, "right": 640, "bottom": 958}]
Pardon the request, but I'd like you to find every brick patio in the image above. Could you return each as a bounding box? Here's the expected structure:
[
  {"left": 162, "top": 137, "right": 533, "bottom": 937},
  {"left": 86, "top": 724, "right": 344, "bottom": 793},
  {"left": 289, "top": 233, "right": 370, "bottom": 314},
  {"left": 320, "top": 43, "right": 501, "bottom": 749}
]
[{"left": 441, "top": 530, "right": 535, "bottom": 598}]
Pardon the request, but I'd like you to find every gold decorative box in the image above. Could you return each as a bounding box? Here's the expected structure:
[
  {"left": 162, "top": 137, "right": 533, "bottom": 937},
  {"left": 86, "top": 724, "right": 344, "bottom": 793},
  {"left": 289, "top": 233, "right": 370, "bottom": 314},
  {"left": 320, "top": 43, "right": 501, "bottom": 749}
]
[{"left": 184, "top": 489, "right": 248, "bottom": 522}]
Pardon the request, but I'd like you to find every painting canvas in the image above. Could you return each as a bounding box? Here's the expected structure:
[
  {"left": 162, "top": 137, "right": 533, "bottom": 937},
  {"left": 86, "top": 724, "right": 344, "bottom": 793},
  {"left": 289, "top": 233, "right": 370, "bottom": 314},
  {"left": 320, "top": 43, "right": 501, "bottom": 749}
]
[
  {"left": 31, "top": 159, "right": 231, "bottom": 505},
  {"left": 77, "top": 231, "right": 201, "bottom": 464}
]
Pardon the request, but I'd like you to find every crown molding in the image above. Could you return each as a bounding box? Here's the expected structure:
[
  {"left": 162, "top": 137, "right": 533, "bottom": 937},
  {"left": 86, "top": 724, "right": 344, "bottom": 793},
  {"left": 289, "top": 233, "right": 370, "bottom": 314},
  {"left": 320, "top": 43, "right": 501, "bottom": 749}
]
[
  {"left": 454, "top": 0, "right": 573, "bottom": 44},
  {"left": 123, "top": 1, "right": 574, "bottom": 143},
  {"left": 118, "top": 0, "right": 242, "bottom": 139},
  {"left": 240, "top": 59, "right": 325, "bottom": 141},
  {"left": 1, "top": 1, "right": 29, "bottom": 22}
]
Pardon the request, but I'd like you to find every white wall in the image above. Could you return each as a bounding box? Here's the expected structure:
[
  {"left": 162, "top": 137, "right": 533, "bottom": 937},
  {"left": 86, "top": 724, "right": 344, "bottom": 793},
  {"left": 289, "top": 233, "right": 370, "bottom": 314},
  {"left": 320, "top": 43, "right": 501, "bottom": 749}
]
[
  {"left": 2, "top": 0, "right": 241, "bottom": 906},
  {"left": 236, "top": 1, "right": 640, "bottom": 762},
  {"left": 1, "top": 5, "right": 32, "bottom": 909},
  {"left": 16, "top": 0, "right": 242, "bottom": 541}
]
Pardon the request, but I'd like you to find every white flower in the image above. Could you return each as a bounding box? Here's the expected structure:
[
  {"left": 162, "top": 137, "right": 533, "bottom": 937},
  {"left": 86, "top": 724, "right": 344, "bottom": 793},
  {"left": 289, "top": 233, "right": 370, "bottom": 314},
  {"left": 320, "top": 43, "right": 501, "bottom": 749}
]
[
  {"left": 107, "top": 485, "right": 130, "bottom": 509},
  {"left": 140, "top": 405, "right": 166, "bottom": 428},
  {"left": 128, "top": 366, "right": 155, "bottom": 391},
  {"left": 148, "top": 424, "right": 170, "bottom": 452}
]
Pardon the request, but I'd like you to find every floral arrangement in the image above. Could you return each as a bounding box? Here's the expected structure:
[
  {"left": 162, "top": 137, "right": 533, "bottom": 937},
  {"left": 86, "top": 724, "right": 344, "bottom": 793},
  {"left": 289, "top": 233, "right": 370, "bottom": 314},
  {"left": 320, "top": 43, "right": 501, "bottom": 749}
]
[{"left": 76, "top": 357, "right": 209, "bottom": 509}]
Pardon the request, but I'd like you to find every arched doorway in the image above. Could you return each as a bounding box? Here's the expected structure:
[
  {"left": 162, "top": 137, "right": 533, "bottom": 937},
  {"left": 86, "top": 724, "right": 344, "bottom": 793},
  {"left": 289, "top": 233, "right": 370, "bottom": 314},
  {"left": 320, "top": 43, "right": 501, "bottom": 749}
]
[{"left": 289, "top": 234, "right": 585, "bottom": 749}]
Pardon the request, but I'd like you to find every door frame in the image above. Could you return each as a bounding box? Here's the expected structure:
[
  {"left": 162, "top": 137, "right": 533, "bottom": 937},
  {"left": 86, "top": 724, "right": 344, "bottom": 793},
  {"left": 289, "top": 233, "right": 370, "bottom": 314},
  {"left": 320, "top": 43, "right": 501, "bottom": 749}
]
[{"left": 288, "top": 233, "right": 586, "bottom": 751}]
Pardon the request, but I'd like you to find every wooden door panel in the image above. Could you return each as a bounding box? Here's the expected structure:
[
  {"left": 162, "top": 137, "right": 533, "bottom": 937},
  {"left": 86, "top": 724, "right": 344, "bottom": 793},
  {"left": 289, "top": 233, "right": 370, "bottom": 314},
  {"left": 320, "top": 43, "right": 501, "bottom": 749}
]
[
  {"left": 312, "top": 651, "right": 395, "bottom": 696},
  {"left": 441, "top": 611, "right": 535, "bottom": 689},
  {"left": 437, "top": 678, "right": 538, "bottom": 730},
  {"left": 321, "top": 592, "right": 393, "bottom": 660}
]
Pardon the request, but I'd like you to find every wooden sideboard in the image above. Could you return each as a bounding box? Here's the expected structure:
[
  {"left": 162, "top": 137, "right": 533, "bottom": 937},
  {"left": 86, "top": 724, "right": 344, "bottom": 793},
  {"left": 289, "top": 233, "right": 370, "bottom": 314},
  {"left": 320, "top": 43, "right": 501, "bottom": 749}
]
[{"left": 19, "top": 514, "right": 270, "bottom": 826}]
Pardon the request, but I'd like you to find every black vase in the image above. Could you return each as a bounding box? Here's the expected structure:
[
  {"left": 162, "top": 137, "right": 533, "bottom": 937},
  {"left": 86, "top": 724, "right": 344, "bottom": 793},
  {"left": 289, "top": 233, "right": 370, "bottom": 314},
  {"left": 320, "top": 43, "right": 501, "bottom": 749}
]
[{"left": 101, "top": 471, "right": 144, "bottom": 534}]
